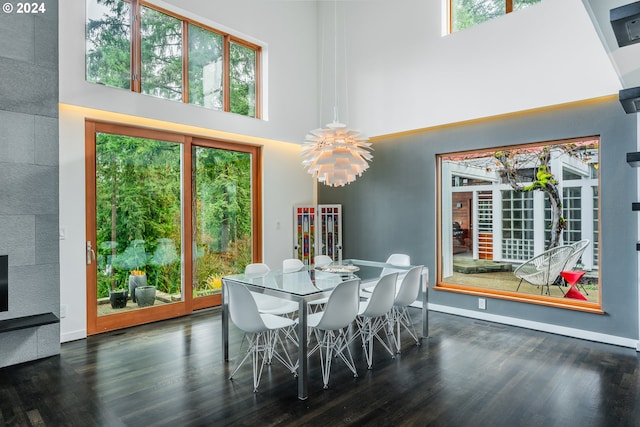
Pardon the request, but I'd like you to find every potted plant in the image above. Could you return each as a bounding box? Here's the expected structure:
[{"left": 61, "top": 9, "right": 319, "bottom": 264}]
[
  {"left": 109, "top": 288, "right": 128, "bottom": 309},
  {"left": 135, "top": 285, "right": 156, "bottom": 307},
  {"left": 113, "top": 240, "right": 148, "bottom": 303},
  {"left": 128, "top": 269, "right": 147, "bottom": 303}
]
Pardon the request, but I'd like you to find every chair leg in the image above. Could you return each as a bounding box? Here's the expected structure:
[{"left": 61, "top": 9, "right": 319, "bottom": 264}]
[
  {"left": 335, "top": 329, "right": 358, "bottom": 378},
  {"left": 357, "top": 317, "right": 375, "bottom": 370},
  {"left": 357, "top": 315, "right": 395, "bottom": 370},
  {"left": 230, "top": 330, "right": 295, "bottom": 392},
  {"left": 319, "top": 330, "right": 335, "bottom": 389},
  {"left": 317, "top": 328, "right": 358, "bottom": 389},
  {"left": 269, "top": 330, "right": 297, "bottom": 374},
  {"left": 392, "top": 307, "right": 419, "bottom": 353},
  {"left": 251, "top": 333, "right": 264, "bottom": 392},
  {"left": 229, "top": 332, "right": 254, "bottom": 380}
]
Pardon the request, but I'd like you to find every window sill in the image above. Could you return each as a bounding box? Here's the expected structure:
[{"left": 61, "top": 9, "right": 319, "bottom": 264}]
[{"left": 434, "top": 282, "right": 604, "bottom": 314}]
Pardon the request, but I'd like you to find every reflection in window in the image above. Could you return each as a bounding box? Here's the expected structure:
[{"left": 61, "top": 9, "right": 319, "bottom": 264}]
[
  {"left": 141, "top": 7, "right": 183, "bottom": 101},
  {"left": 230, "top": 41, "right": 257, "bottom": 117},
  {"left": 439, "top": 137, "right": 600, "bottom": 306},
  {"left": 86, "top": 0, "right": 131, "bottom": 89},
  {"left": 188, "top": 24, "right": 224, "bottom": 110},
  {"left": 193, "top": 146, "right": 253, "bottom": 298}
]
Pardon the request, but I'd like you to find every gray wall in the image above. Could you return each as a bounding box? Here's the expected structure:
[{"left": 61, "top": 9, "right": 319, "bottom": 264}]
[
  {"left": 319, "top": 98, "right": 639, "bottom": 341},
  {"left": 0, "top": 0, "right": 60, "bottom": 367}
]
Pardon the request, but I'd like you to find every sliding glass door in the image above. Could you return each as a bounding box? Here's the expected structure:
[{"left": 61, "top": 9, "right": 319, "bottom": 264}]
[
  {"left": 95, "top": 132, "right": 183, "bottom": 316},
  {"left": 192, "top": 146, "right": 252, "bottom": 301},
  {"left": 86, "top": 121, "right": 261, "bottom": 334}
]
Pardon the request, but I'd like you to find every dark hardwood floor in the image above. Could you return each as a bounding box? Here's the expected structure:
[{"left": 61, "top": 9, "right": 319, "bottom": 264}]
[{"left": 2, "top": 308, "right": 640, "bottom": 426}]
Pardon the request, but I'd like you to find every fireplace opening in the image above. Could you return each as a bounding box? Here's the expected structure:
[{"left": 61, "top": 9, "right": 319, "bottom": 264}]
[{"left": 1, "top": 255, "right": 7, "bottom": 312}]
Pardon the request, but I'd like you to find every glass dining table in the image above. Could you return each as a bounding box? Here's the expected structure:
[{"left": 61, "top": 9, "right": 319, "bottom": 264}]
[{"left": 221, "top": 259, "right": 428, "bottom": 400}]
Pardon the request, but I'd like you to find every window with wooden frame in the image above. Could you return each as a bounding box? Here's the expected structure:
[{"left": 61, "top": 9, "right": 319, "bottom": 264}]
[
  {"left": 437, "top": 136, "right": 602, "bottom": 313},
  {"left": 86, "top": 0, "right": 261, "bottom": 118},
  {"left": 449, "top": 0, "right": 541, "bottom": 33}
]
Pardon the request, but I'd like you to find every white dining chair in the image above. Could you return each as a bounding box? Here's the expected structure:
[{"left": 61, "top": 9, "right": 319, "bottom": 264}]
[
  {"left": 306, "top": 255, "right": 334, "bottom": 313},
  {"left": 244, "top": 263, "right": 299, "bottom": 344},
  {"left": 355, "top": 272, "right": 398, "bottom": 369},
  {"left": 381, "top": 253, "right": 411, "bottom": 276},
  {"left": 389, "top": 265, "right": 423, "bottom": 353},
  {"left": 314, "top": 255, "right": 333, "bottom": 267},
  {"left": 362, "top": 253, "right": 410, "bottom": 296},
  {"left": 245, "top": 262, "right": 270, "bottom": 277},
  {"left": 283, "top": 258, "right": 305, "bottom": 273},
  {"left": 226, "top": 281, "right": 297, "bottom": 392},
  {"left": 306, "top": 278, "right": 360, "bottom": 389}
]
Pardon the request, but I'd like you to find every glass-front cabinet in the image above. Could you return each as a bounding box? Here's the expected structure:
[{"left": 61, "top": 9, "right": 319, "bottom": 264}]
[{"left": 293, "top": 204, "right": 342, "bottom": 265}]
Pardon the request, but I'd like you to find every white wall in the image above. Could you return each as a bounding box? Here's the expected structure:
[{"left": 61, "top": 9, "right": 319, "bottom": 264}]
[
  {"left": 58, "top": 0, "right": 628, "bottom": 341},
  {"left": 58, "top": 0, "right": 318, "bottom": 341},
  {"left": 319, "top": 0, "right": 623, "bottom": 137},
  {"left": 60, "top": 0, "right": 320, "bottom": 143}
]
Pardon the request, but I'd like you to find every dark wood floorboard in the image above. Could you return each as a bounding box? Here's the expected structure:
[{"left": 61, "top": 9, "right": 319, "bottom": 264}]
[{"left": 2, "top": 308, "right": 640, "bottom": 426}]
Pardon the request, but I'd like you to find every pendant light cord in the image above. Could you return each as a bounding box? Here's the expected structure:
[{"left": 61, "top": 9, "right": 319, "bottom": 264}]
[{"left": 333, "top": 0, "right": 338, "bottom": 124}]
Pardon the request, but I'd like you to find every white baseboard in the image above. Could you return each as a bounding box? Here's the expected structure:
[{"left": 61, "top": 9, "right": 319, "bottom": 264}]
[
  {"left": 427, "top": 303, "right": 639, "bottom": 350},
  {"left": 61, "top": 329, "right": 87, "bottom": 343}
]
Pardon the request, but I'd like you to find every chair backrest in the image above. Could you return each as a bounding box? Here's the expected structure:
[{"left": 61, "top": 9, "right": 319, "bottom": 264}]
[
  {"left": 547, "top": 245, "right": 574, "bottom": 282},
  {"left": 283, "top": 258, "right": 305, "bottom": 273},
  {"left": 381, "top": 253, "right": 410, "bottom": 277},
  {"left": 564, "top": 239, "right": 590, "bottom": 271},
  {"left": 315, "top": 278, "right": 360, "bottom": 331},
  {"left": 245, "top": 263, "right": 270, "bottom": 276},
  {"left": 226, "top": 282, "right": 267, "bottom": 333},
  {"left": 361, "top": 272, "right": 398, "bottom": 317},
  {"left": 394, "top": 265, "right": 423, "bottom": 307},
  {"left": 513, "top": 245, "right": 574, "bottom": 286},
  {"left": 314, "top": 255, "right": 333, "bottom": 267},
  {"left": 534, "top": 245, "right": 574, "bottom": 282}
]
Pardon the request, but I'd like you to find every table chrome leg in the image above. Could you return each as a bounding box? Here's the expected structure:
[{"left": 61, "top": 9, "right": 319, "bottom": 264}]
[
  {"left": 222, "top": 280, "right": 229, "bottom": 362},
  {"left": 297, "top": 299, "right": 308, "bottom": 400},
  {"left": 421, "top": 270, "right": 428, "bottom": 339}
]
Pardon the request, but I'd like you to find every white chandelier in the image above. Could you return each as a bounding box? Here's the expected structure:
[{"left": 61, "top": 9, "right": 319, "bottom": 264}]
[
  {"left": 301, "top": 1, "right": 373, "bottom": 187},
  {"left": 301, "top": 120, "right": 372, "bottom": 187}
]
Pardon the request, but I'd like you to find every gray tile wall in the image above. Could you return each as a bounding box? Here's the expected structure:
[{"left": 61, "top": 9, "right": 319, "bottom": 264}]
[{"left": 0, "top": 0, "right": 60, "bottom": 368}]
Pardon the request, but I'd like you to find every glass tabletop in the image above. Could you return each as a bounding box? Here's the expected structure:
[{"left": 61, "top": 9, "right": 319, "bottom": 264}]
[
  {"left": 222, "top": 258, "right": 416, "bottom": 296},
  {"left": 223, "top": 268, "right": 343, "bottom": 297}
]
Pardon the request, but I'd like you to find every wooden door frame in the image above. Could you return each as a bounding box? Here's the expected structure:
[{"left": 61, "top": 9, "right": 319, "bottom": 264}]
[{"left": 85, "top": 120, "right": 262, "bottom": 334}]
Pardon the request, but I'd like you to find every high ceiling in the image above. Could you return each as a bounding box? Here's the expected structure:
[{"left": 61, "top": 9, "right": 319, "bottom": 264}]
[{"left": 583, "top": 0, "right": 640, "bottom": 89}]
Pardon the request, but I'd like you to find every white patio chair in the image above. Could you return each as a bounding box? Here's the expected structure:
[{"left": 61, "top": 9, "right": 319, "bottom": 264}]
[
  {"left": 355, "top": 272, "right": 398, "bottom": 369},
  {"left": 514, "top": 245, "right": 574, "bottom": 295},
  {"left": 306, "top": 278, "right": 360, "bottom": 389},
  {"left": 226, "top": 282, "right": 297, "bottom": 392}
]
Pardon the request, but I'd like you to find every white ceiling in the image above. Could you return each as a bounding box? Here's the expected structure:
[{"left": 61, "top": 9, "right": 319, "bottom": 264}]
[{"left": 583, "top": 0, "right": 640, "bottom": 89}]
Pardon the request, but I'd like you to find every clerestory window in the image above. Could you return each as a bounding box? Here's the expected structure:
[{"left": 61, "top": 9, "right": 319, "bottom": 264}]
[
  {"left": 86, "top": 0, "right": 260, "bottom": 118},
  {"left": 449, "top": 0, "right": 541, "bottom": 33}
]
